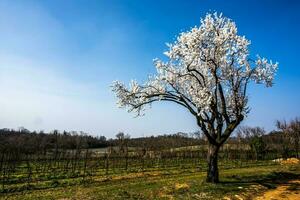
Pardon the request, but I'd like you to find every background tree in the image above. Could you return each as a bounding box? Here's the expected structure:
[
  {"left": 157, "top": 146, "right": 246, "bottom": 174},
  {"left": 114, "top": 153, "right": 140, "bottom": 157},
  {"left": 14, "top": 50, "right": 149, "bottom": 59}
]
[
  {"left": 112, "top": 13, "right": 278, "bottom": 183},
  {"left": 276, "top": 118, "right": 300, "bottom": 158},
  {"left": 276, "top": 120, "right": 291, "bottom": 158},
  {"left": 237, "top": 126, "right": 266, "bottom": 160},
  {"left": 115, "top": 132, "right": 131, "bottom": 170},
  {"left": 289, "top": 117, "right": 300, "bottom": 158},
  {"left": 115, "top": 132, "right": 130, "bottom": 154}
]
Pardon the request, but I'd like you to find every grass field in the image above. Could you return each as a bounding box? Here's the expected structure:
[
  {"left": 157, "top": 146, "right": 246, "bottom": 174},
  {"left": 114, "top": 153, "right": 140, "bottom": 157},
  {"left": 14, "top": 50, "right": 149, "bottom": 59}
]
[
  {"left": 1, "top": 162, "right": 299, "bottom": 200},
  {"left": 0, "top": 157, "right": 278, "bottom": 192}
]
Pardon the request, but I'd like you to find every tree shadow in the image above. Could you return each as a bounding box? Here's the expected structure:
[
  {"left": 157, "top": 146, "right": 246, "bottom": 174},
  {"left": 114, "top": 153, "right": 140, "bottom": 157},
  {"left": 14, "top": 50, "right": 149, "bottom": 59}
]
[{"left": 220, "top": 171, "right": 300, "bottom": 189}]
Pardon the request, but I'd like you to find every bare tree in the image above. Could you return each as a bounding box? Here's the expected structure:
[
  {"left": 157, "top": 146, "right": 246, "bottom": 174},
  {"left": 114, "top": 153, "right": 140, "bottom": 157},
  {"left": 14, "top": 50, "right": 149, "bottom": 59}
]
[
  {"left": 290, "top": 118, "right": 300, "bottom": 158},
  {"left": 237, "top": 126, "right": 266, "bottom": 160},
  {"left": 276, "top": 120, "right": 291, "bottom": 158},
  {"left": 115, "top": 132, "right": 131, "bottom": 170},
  {"left": 277, "top": 118, "right": 300, "bottom": 158}
]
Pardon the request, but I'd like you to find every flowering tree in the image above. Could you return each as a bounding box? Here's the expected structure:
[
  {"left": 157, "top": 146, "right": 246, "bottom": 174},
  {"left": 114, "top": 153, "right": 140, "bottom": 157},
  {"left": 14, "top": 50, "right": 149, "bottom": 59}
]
[{"left": 112, "top": 13, "right": 278, "bottom": 183}]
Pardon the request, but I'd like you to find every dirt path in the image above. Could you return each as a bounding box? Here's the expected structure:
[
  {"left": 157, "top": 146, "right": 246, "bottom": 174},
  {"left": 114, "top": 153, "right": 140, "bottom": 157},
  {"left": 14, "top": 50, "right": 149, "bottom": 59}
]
[{"left": 254, "top": 180, "right": 300, "bottom": 200}]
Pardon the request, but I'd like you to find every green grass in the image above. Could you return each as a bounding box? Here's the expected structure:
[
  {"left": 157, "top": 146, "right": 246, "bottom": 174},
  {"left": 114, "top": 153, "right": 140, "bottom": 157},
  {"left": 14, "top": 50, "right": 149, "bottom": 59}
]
[
  {"left": 1, "top": 164, "right": 299, "bottom": 200},
  {"left": 0, "top": 158, "right": 276, "bottom": 192}
]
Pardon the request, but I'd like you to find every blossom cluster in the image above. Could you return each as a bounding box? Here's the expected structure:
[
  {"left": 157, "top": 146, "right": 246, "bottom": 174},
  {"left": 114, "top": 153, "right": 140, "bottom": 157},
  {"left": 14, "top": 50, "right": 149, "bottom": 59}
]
[{"left": 112, "top": 13, "right": 278, "bottom": 118}]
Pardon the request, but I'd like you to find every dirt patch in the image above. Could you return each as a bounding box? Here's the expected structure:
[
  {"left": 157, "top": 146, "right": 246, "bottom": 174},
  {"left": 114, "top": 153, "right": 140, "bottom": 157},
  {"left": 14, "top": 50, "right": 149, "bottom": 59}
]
[
  {"left": 280, "top": 158, "right": 300, "bottom": 165},
  {"left": 174, "top": 183, "right": 190, "bottom": 192},
  {"left": 254, "top": 180, "right": 300, "bottom": 200}
]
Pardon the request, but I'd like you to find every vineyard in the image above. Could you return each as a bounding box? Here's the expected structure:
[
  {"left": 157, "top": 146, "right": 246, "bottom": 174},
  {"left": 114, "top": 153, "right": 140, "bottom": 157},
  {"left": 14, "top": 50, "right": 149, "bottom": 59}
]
[
  {"left": 0, "top": 123, "right": 299, "bottom": 199},
  {"left": 0, "top": 146, "right": 286, "bottom": 193}
]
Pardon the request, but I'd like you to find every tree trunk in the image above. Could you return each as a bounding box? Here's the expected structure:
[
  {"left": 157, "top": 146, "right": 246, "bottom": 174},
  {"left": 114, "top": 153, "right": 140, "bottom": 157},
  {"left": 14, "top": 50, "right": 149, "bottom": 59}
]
[
  {"left": 295, "top": 139, "right": 299, "bottom": 159},
  {"left": 206, "top": 144, "right": 220, "bottom": 183}
]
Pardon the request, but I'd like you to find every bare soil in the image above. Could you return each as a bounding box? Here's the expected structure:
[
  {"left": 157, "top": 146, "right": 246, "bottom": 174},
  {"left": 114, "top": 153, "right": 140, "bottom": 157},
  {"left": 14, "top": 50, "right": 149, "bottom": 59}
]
[{"left": 254, "top": 180, "right": 300, "bottom": 200}]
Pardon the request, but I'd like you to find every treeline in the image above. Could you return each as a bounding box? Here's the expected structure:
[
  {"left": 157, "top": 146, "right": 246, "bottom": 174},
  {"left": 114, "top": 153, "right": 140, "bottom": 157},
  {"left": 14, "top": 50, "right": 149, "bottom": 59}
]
[
  {"left": 233, "top": 117, "right": 300, "bottom": 159},
  {"left": 0, "top": 128, "right": 109, "bottom": 154},
  {"left": 0, "top": 117, "right": 299, "bottom": 157},
  {"left": 121, "top": 132, "right": 202, "bottom": 149},
  {"left": 0, "top": 129, "right": 203, "bottom": 153}
]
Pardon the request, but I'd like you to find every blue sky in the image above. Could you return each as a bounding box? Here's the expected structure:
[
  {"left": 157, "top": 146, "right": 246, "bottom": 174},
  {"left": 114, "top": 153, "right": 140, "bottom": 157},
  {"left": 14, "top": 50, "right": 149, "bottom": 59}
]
[{"left": 0, "top": 0, "right": 299, "bottom": 138}]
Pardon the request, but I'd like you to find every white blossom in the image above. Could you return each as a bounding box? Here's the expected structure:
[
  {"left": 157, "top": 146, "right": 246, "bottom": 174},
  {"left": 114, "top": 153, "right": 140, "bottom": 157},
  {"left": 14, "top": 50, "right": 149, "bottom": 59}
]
[{"left": 111, "top": 12, "right": 278, "bottom": 121}]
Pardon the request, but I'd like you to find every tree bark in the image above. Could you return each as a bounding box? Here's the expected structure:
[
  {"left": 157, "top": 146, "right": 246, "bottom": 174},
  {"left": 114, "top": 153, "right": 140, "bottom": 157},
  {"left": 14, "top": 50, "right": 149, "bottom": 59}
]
[{"left": 206, "top": 144, "right": 220, "bottom": 183}]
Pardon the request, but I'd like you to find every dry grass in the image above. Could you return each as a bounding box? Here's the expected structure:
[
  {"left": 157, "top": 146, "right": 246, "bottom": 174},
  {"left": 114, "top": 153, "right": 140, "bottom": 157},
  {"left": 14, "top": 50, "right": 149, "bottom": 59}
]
[{"left": 280, "top": 158, "right": 300, "bottom": 165}]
